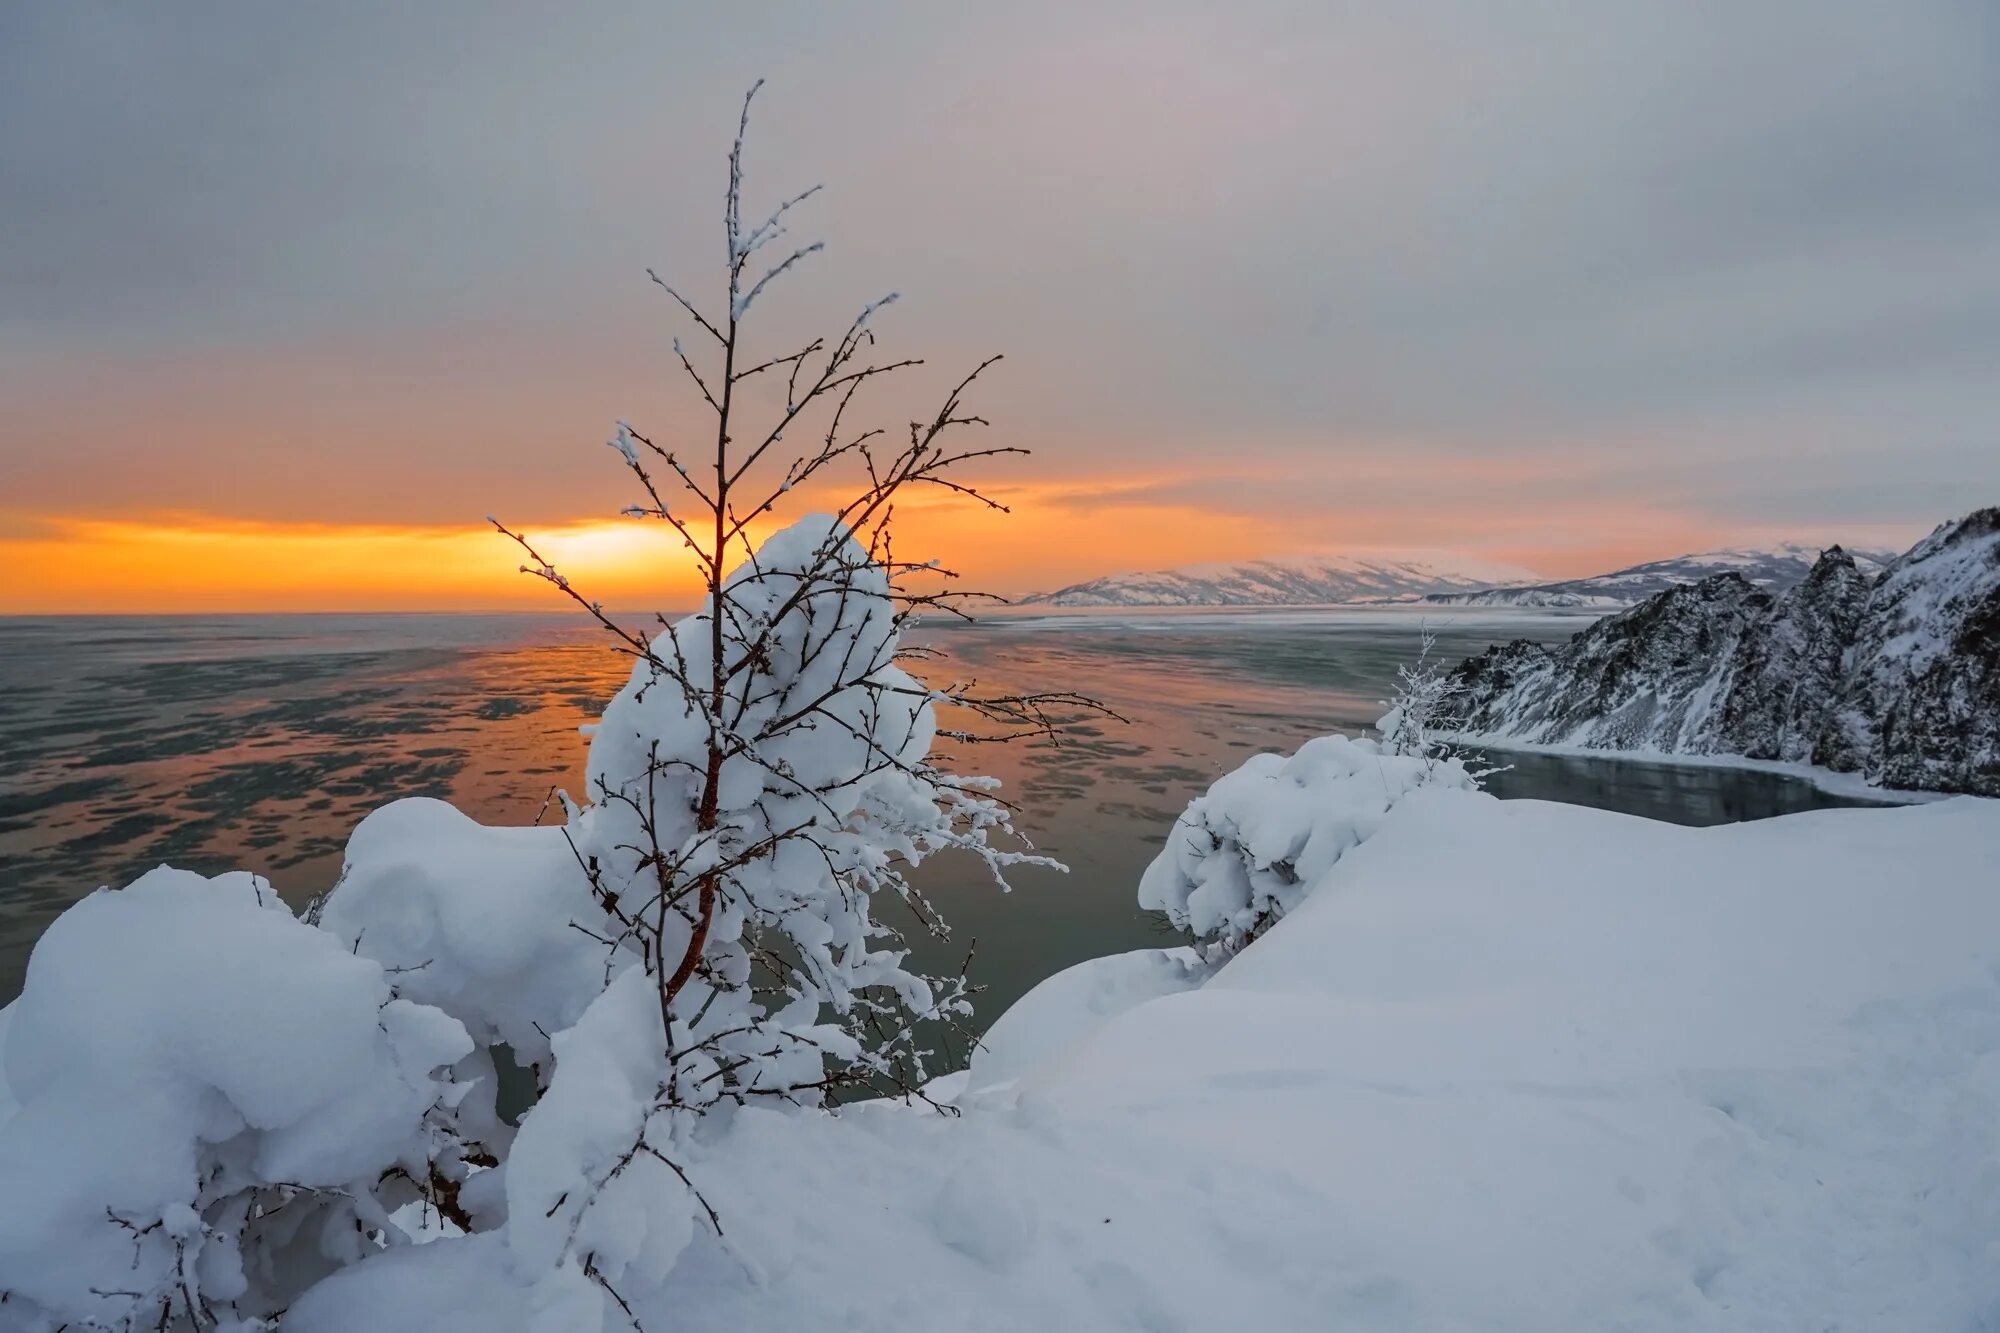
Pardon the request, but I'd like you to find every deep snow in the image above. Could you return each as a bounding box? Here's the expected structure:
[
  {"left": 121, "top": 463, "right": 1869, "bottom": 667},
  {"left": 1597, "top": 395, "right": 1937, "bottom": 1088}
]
[{"left": 280, "top": 788, "right": 2000, "bottom": 1331}]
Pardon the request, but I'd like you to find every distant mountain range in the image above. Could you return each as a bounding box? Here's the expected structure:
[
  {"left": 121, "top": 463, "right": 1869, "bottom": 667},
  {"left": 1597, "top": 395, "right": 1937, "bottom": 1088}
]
[
  {"left": 1422, "top": 542, "right": 1895, "bottom": 608},
  {"left": 1016, "top": 553, "right": 1540, "bottom": 607},
  {"left": 1015, "top": 541, "right": 1894, "bottom": 609}
]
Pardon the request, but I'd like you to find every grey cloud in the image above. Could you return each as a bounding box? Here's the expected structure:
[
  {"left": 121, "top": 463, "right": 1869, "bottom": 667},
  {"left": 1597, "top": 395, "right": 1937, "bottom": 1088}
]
[{"left": 2, "top": 0, "right": 1996, "bottom": 536}]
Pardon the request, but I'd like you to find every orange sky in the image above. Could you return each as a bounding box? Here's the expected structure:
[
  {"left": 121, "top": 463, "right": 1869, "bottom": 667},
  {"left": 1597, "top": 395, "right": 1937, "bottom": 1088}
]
[
  {"left": 0, "top": 478, "right": 1778, "bottom": 615},
  {"left": 5, "top": 7, "right": 1986, "bottom": 614}
]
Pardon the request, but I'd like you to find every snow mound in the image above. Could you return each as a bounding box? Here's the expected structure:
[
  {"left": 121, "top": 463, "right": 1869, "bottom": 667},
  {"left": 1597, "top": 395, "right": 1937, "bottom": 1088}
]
[
  {"left": 501, "top": 966, "right": 696, "bottom": 1331},
  {"left": 0, "top": 867, "right": 472, "bottom": 1328},
  {"left": 675, "top": 792, "right": 2000, "bottom": 1330},
  {"left": 319, "top": 797, "right": 615, "bottom": 1072},
  {"left": 967, "top": 947, "right": 1204, "bottom": 1093}
]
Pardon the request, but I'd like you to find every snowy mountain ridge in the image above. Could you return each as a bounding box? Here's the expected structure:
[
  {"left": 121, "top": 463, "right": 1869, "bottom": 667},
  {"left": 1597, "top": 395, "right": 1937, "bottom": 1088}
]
[
  {"left": 1424, "top": 540, "right": 1896, "bottom": 609},
  {"left": 1018, "top": 551, "right": 1540, "bottom": 607},
  {"left": 1019, "top": 541, "right": 1897, "bottom": 610},
  {"left": 1446, "top": 510, "right": 2000, "bottom": 795}
]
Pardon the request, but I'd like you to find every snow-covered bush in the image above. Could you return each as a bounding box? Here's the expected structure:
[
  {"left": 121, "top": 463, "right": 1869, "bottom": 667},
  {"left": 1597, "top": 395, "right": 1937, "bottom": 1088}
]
[
  {"left": 473, "top": 511, "right": 1065, "bottom": 1321},
  {"left": 0, "top": 868, "right": 474, "bottom": 1330},
  {"left": 1139, "top": 734, "right": 1476, "bottom": 962}
]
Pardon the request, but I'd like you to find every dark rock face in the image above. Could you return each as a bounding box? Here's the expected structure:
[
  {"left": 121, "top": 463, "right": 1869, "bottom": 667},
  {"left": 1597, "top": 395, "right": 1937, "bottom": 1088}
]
[
  {"left": 1815, "top": 510, "right": 2000, "bottom": 795},
  {"left": 1716, "top": 547, "right": 1873, "bottom": 764},
  {"left": 1451, "top": 511, "right": 2000, "bottom": 796}
]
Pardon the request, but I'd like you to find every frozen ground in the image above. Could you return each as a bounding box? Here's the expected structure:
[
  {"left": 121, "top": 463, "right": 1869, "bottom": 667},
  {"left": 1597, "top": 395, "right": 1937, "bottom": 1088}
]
[{"left": 285, "top": 787, "right": 2000, "bottom": 1331}]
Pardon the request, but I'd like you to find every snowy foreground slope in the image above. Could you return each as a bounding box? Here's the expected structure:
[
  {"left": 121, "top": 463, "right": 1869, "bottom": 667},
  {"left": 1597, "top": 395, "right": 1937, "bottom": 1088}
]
[{"left": 284, "top": 789, "right": 2000, "bottom": 1332}]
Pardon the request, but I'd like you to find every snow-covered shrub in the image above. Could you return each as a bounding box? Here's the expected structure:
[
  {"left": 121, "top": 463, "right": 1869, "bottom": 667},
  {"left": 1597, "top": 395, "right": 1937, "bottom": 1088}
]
[
  {"left": 0, "top": 868, "right": 474, "bottom": 1330},
  {"left": 1139, "top": 734, "right": 1475, "bottom": 963},
  {"left": 479, "top": 510, "right": 1064, "bottom": 1321}
]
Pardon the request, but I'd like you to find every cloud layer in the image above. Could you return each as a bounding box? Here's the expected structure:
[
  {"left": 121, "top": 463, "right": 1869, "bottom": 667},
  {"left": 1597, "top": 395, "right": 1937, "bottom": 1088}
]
[{"left": 3, "top": 2, "right": 1995, "bottom": 606}]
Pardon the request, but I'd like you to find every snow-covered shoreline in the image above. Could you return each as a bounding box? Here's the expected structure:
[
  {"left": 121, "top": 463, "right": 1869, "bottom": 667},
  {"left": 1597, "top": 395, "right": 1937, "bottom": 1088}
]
[
  {"left": 1444, "top": 510, "right": 2000, "bottom": 799},
  {"left": 1447, "top": 731, "right": 1947, "bottom": 805}
]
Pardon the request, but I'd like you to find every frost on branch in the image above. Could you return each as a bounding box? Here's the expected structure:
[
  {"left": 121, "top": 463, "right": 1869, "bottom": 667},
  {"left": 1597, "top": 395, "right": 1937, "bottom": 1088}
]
[
  {"left": 0, "top": 868, "right": 475, "bottom": 1330},
  {"left": 1139, "top": 735, "right": 1476, "bottom": 963}
]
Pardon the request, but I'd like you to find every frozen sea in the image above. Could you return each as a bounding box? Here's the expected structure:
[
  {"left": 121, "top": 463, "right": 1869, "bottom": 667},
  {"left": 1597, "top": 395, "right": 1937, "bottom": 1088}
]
[{"left": 0, "top": 607, "right": 1882, "bottom": 1013}]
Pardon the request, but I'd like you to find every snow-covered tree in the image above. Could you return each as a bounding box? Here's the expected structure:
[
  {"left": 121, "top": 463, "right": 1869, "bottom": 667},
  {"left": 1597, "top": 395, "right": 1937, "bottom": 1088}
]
[
  {"left": 1377, "top": 628, "right": 1469, "bottom": 770},
  {"left": 465, "top": 83, "right": 1099, "bottom": 1321},
  {"left": 0, "top": 84, "right": 1099, "bottom": 1331}
]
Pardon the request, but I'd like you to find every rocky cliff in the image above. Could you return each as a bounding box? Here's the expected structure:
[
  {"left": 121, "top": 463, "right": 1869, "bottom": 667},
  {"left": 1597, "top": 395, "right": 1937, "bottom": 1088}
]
[{"left": 1448, "top": 511, "right": 2000, "bottom": 796}]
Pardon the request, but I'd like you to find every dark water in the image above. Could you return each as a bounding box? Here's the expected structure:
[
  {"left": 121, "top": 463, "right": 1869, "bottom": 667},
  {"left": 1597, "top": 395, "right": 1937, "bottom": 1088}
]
[{"left": 0, "top": 608, "right": 1881, "bottom": 1019}]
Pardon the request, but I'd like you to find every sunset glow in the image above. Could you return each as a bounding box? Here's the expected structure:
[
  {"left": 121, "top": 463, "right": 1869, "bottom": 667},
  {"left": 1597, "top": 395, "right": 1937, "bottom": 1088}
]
[
  {"left": 3, "top": 4, "right": 1992, "bottom": 613},
  {"left": 0, "top": 489, "right": 1793, "bottom": 615},
  {"left": 0, "top": 514, "right": 711, "bottom": 614}
]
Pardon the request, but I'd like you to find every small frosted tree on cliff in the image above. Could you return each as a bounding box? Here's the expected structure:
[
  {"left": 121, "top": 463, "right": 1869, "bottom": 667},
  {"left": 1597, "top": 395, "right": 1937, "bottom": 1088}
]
[
  {"left": 1380, "top": 628, "right": 1471, "bottom": 774},
  {"left": 484, "top": 83, "right": 1103, "bottom": 1321}
]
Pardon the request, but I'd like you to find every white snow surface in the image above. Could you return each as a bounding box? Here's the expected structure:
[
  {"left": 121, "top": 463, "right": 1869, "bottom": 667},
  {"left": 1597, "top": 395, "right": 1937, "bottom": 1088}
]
[
  {"left": 965, "top": 947, "right": 1205, "bottom": 1093},
  {"left": 320, "top": 798, "right": 614, "bottom": 1070},
  {"left": 0, "top": 868, "right": 473, "bottom": 1328},
  {"left": 284, "top": 787, "right": 2000, "bottom": 1331}
]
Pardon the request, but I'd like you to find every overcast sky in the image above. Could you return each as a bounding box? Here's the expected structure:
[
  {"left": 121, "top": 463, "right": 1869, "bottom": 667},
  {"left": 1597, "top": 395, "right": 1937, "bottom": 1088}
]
[{"left": 3, "top": 2, "right": 1997, "bottom": 606}]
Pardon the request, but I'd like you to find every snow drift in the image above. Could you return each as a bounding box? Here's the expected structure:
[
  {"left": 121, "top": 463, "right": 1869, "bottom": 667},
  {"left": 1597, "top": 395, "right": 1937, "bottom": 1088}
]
[
  {"left": 286, "top": 783, "right": 2000, "bottom": 1332},
  {"left": 0, "top": 868, "right": 475, "bottom": 1329}
]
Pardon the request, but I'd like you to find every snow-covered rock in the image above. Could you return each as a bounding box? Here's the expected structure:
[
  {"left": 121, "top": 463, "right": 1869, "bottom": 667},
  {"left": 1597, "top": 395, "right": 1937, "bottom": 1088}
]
[
  {"left": 1818, "top": 508, "right": 2000, "bottom": 794},
  {"left": 1426, "top": 539, "right": 1893, "bottom": 609},
  {"left": 1449, "top": 510, "right": 2000, "bottom": 795},
  {"left": 1019, "top": 551, "right": 1538, "bottom": 607},
  {"left": 1713, "top": 544, "right": 1873, "bottom": 763},
  {"left": 1448, "top": 572, "right": 1778, "bottom": 754}
]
